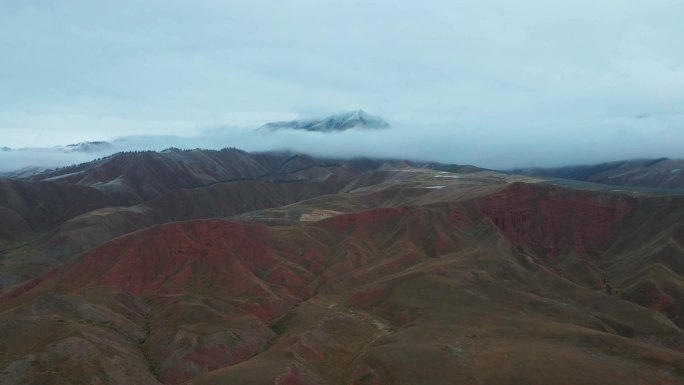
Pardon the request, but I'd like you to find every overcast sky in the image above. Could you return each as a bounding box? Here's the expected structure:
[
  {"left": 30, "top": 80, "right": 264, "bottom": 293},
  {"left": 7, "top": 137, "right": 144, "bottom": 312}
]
[{"left": 1, "top": 0, "right": 683, "bottom": 170}]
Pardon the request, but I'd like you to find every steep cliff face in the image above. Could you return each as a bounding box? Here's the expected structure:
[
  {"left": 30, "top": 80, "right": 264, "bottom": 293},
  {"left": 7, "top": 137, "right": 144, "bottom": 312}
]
[
  {"left": 593, "top": 197, "right": 684, "bottom": 330},
  {"left": 477, "top": 183, "right": 633, "bottom": 260}
]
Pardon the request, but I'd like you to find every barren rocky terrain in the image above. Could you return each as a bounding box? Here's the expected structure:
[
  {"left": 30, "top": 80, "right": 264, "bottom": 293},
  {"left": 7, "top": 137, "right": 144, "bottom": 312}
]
[{"left": 1, "top": 149, "right": 684, "bottom": 384}]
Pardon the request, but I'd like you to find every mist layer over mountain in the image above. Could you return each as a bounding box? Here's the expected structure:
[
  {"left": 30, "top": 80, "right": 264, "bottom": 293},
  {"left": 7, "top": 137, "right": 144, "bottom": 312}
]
[{"left": 2, "top": 117, "right": 683, "bottom": 172}]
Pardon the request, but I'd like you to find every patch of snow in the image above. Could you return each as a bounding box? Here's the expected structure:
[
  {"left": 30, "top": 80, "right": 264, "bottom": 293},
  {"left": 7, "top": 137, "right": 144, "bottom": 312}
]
[{"left": 632, "top": 171, "right": 657, "bottom": 180}]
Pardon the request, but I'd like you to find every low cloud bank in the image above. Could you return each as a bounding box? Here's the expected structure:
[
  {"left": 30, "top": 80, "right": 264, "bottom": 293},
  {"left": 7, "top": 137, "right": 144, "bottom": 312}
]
[{"left": 2, "top": 113, "right": 683, "bottom": 173}]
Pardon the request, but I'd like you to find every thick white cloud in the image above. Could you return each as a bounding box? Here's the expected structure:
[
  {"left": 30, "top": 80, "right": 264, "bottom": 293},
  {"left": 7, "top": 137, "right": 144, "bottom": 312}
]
[{"left": 0, "top": 0, "right": 683, "bottom": 168}]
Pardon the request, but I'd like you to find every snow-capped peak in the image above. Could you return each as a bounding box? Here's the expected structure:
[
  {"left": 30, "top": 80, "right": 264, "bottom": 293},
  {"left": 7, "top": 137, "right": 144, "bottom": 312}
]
[{"left": 258, "top": 110, "right": 390, "bottom": 133}]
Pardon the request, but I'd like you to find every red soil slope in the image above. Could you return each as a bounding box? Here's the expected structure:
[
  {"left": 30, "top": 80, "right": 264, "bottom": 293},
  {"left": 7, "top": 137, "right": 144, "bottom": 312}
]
[
  {"left": 2, "top": 181, "right": 684, "bottom": 385},
  {"left": 478, "top": 182, "right": 633, "bottom": 260}
]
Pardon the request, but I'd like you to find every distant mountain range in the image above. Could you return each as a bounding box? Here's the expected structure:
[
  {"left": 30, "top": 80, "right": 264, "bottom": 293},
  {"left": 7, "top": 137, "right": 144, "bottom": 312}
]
[
  {"left": 62, "top": 141, "right": 113, "bottom": 153},
  {"left": 258, "top": 110, "right": 390, "bottom": 133},
  {"left": 512, "top": 157, "right": 684, "bottom": 190},
  {"left": 1, "top": 141, "right": 113, "bottom": 154}
]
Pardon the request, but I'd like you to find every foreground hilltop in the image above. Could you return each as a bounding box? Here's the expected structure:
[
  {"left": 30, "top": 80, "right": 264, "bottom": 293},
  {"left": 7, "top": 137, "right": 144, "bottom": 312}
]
[{"left": 1, "top": 148, "right": 684, "bottom": 385}]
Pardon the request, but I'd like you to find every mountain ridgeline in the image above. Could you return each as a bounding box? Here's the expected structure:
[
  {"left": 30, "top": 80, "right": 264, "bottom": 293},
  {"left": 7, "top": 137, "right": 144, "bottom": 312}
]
[{"left": 513, "top": 157, "right": 684, "bottom": 190}]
